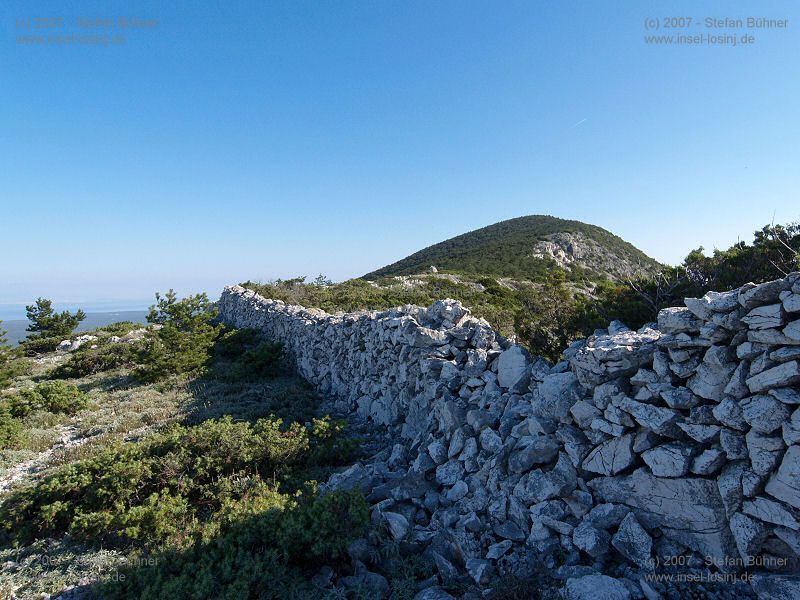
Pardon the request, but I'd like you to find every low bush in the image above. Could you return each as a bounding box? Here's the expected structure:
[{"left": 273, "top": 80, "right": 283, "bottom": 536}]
[
  {"left": 51, "top": 343, "right": 139, "bottom": 379},
  {"left": 102, "top": 488, "right": 369, "bottom": 600},
  {"left": 0, "top": 415, "right": 357, "bottom": 547},
  {"left": 0, "top": 404, "right": 23, "bottom": 448},
  {"left": 0, "top": 356, "right": 29, "bottom": 390},
  {"left": 211, "top": 328, "right": 283, "bottom": 383},
  {"left": 19, "top": 335, "right": 64, "bottom": 356},
  {"left": 95, "top": 321, "right": 141, "bottom": 336},
  {"left": 7, "top": 381, "right": 88, "bottom": 418}
]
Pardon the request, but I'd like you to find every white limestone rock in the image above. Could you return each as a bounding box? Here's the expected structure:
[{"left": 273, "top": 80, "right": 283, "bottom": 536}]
[
  {"left": 465, "top": 558, "right": 492, "bottom": 585},
  {"left": 750, "top": 575, "right": 800, "bottom": 600},
  {"left": 785, "top": 319, "right": 800, "bottom": 341},
  {"left": 642, "top": 443, "right": 694, "bottom": 477},
  {"left": 570, "top": 328, "right": 660, "bottom": 387},
  {"left": 612, "top": 512, "right": 652, "bottom": 567},
  {"left": 691, "top": 448, "right": 726, "bottom": 475},
  {"left": 741, "top": 395, "right": 791, "bottom": 434},
  {"left": 657, "top": 307, "right": 702, "bottom": 334},
  {"left": 383, "top": 512, "right": 410, "bottom": 541},
  {"left": 729, "top": 512, "right": 768, "bottom": 562},
  {"left": 687, "top": 361, "right": 737, "bottom": 401},
  {"left": 746, "top": 361, "right": 800, "bottom": 393},
  {"left": 742, "top": 303, "right": 786, "bottom": 330},
  {"left": 765, "top": 445, "right": 800, "bottom": 510},
  {"left": 739, "top": 278, "right": 793, "bottom": 311},
  {"left": 713, "top": 398, "right": 748, "bottom": 431},
  {"left": 478, "top": 428, "right": 502, "bottom": 454},
  {"left": 572, "top": 521, "right": 610, "bottom": 558},
  {"left": 747, "top": 431, "right": 786, "bottom": 476},
  {"left": 496, "top": 345, "right": 531, "bottom": 390},
  {"left": 589, "top": 469, "right": 736, "bottom": 562},
  {"left": 507, "top": 435, "right": 560, "bottom": 473},
  {"left": 564, "top": 575, "right": 631, "bottom": 600},
  {"left": 435, "top": 460, "right": 465, "bottom": 486},
  {"left": 742, "top": 497, "right": 800, "bottom": 530},
  {"left": 720, "top": 429, "right": 748, "bottom": 460},
  {"left": 783, "top": 293, "right": 800, "bottom": 313},
  {"left": 615, "top": 397, "right": 680, "bottom": 437},
  {"left": 531, "top": 372, "right": 584, "bottom": 421},
  {"left": 582, "top": 434, "right": 635, "bottom": 476}
]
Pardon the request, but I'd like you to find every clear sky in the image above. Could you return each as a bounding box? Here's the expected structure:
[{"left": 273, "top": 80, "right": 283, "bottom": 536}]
[{"left": 1, "top": 0, "right": 798, "bottom": 306}]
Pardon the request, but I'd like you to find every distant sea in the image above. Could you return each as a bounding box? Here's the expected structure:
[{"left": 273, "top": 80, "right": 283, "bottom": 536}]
[{"left": 2, "top": 309, "right": 150, "bottom": 346}]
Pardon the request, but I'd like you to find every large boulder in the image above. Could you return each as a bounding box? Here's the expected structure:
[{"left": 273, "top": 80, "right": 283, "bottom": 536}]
[
  {"left": 765, "top": 445, "right": 800, "bottom": 510},
  {"left": 747, "top": 361, "right": 800, "bottom": 394},
  {"left": 588, "top": 469, "right": 736, "bottom": 562},
  {"left": 531, "top": 372, "right": 584, "bottom": 421},
  {"left": 496, "top": 345, "right": 531, "bottom": 390}
]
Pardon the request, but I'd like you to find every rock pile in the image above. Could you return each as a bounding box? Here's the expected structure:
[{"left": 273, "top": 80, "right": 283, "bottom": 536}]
[{"left": 218, "top": 274, "right": 800, "bottom": 598}]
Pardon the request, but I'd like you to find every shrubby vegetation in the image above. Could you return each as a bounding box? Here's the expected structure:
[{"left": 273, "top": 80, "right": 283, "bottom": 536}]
[
  {"left": 211, "top": 327, "right": 283, "bottom": 383},
  {"left": 0, "top": 403, "right": 23, "bottom": 449},
  {"left": 51, "top": 342, "right": 139, "bottom": 379},
  {"left": 6, "top": 381, "right": 88, "bottom": 418},
  {"left": 0, "top": 415, "right": 357, "bottom": 547},
  {"left": 0, "top": 382, "right": 88, "bottom": 450},
  {"left": 103, "top": 488, "right": 369, "bottom": 600},
  {"left": 1, "top": 323, "right": 28, "bottom": 389}
]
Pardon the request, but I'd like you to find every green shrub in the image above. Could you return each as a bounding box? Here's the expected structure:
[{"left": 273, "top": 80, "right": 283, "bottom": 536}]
[
  {"left": 0, "top": 404, "right": 23, "bottom": 448},
  {"left": 0, "top": 415, "right": 357, "bottom": 547},
  {"left": 211, "top": 329, "right": 283, "bottom": 383},
  {"left": 102, "top": 488, "right": 368, "bottom": 600},
  {"left": 8, "top": 381, "right": 88, "bottom": 418},
  {"left": 0, "top": 325, "right": 29, "bottom": 388},
  {"left": 276, "top": 488, "right": 370, "bottom": 562},
  {"left": 51, "top": 343, "right": 139, "bottom": 379},
  {"left": 134, "top": 291, "right": 222, "bottom": 382},
  {"left": 0, "top": 357, "right": 29, "bottom": 389},
  {"left": 95, "top": 321, "right": 140, "bottom": 336},
  {"left": 19, "top": 335, "right": 64, "bottom": 356}
]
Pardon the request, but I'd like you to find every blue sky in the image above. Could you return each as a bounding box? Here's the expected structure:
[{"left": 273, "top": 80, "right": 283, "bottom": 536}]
[{"left": 1, "top": 0, "right": 798, "bottom": 307}]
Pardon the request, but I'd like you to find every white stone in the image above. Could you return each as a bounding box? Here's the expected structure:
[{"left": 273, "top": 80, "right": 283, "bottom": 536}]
[
  {"left": 765, "top": 445, "right": 800, "bottom": 510},
  {"left": 747, "top": 361, "right": 800, "bottom": 393},
  {"left": 564, "top": 575, "right": 631, "bottom": 600},
  {"left": 496, "top": 346, "right": 530, "bottom": 389}
]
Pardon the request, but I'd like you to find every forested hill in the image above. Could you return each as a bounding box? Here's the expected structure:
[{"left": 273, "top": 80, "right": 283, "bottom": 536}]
[{"left": 363, "top": 215, "right": 661, "bottom": 282}]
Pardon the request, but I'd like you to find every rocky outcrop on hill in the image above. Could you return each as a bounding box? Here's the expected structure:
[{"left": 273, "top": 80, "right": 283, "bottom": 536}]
[
  {"left": 529, "top": 231, "right": 650, "bottom": 281},
  {"left": 219, "top": 274, "right": 800, "bottom": 598}
]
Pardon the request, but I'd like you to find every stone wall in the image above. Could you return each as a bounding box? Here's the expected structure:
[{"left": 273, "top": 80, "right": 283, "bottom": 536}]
[{"left": 218, "top": 275, "right": 800, "bottom": 595}]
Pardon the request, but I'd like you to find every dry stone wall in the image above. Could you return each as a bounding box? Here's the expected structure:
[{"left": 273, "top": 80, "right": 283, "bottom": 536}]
[{"left": 219, "top": 275, "right": 800, "bottom": 598}]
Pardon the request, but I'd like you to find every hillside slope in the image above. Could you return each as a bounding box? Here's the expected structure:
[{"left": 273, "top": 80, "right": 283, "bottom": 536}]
[{"left": 363, "top": 215, "right": 660, "bottom": 281}]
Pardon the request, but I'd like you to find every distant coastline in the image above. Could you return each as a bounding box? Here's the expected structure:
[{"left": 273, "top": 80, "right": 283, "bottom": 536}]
[{"left": 2, "top": 310, "right": 150, "bottom": 346}]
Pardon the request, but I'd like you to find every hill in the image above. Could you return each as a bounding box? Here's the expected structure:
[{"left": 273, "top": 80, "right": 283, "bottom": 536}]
[{"left": 363, "top": 215, "right": 661, "bottom": 281}]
